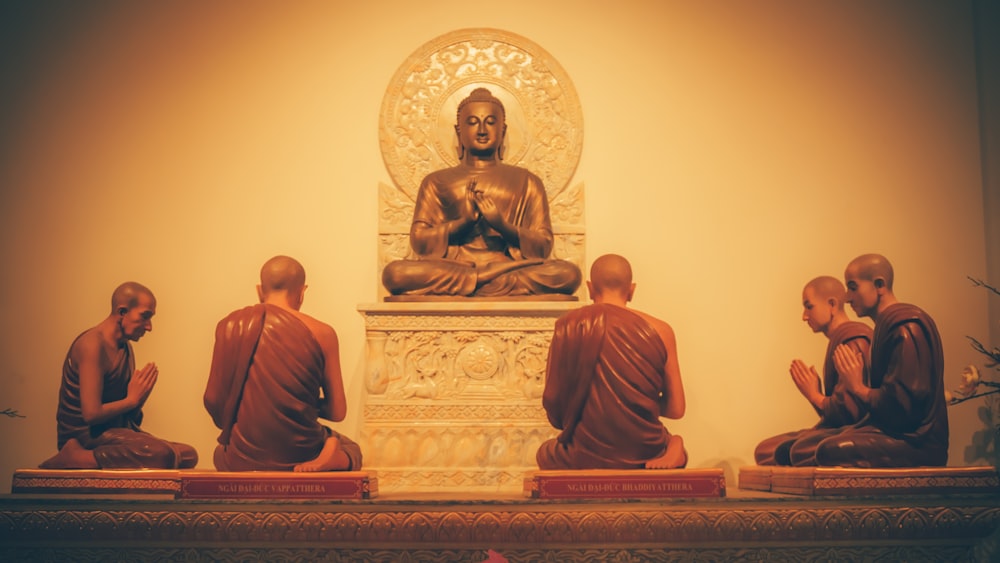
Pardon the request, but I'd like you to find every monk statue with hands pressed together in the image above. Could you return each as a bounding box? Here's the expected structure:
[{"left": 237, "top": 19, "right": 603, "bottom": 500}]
[
  {"left": 204, "top": 255, "right": 363, "bottom": 472},
  {"left": 382, "top": 87, "right": 581, "bottom": 298},
  {"left": 537, "top": 254, "right": 686, "bottom": 470},
  {"left": 40, "top": 282, "right": 198, "bottom": 470},
  {"left": 753, "top": 276, "right": 872, "bottom": 466},
  {"left": 815, "top": 253, "right": 948, "bottom": 467}
]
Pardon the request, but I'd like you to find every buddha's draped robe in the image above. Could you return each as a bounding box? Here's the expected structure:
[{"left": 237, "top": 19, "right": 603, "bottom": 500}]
[
  {"left": 381, "top": 163, "right": 581, "bottom": 297},
  {"left": 815, "top": 303, "right": 948, "bottom": 467},
  {"left": 205, "top": 304, "right": 362, "bottom": 471},
  {"left": 536, "top": 303, "right": 672, "bottom": 469},
  {"left": 754, "top": 321, "right": 873, "bottom": 466},
  {"left": 55, "top": 335, "right": 197, "bottom": 469}
]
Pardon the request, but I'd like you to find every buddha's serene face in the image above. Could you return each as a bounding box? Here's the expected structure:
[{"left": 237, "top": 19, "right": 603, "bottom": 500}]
[
  {"left": 456, "top": 101, "right": 505, "bottom": 156},
  {"left": 801, "top": 286, "right": 833, "bottom": 334}
]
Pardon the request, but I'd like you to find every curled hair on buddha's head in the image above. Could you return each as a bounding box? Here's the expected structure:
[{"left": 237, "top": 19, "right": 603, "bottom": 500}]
[
  {"left": 110, "top": 282, "right": 155, "bottom": 314},
  {"left": 456, "top": 87, "right": 506, "bottom": 121}
]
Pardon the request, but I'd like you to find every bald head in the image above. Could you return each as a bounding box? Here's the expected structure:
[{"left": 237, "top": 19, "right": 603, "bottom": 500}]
[
  {"left": 259, "top": 255, "right": 306, "bottom": 296},
  {"left": 110, "top": 282, "right": 155, "bottom": 314},
  {"left": 589, "top": 254, "right": 634, "bottom": 300},
  {"left": 846, "top": 253, "right": 894, "bottom": 290},
  {"left": 804, "top": 276, "right": 846, "bottom": 310}
]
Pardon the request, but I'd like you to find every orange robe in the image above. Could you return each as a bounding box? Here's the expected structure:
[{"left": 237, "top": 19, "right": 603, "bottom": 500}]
[
  {"left": 754, "top": 321, "right": 872, "bottom": 466},
  {"left": 55, "top": 334, "right": 197, "bottom": 469},
  {"left": 536, "top": 303, "right": 672, "bottom": 469},
  {"left": 204, "top": 304, "right": 362, "bottom": 471}
]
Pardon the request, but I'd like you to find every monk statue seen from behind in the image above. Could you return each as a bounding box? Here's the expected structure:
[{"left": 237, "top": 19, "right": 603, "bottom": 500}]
[
  {"left": 204, "top": 256, "right": 363, "bottom": 472},
  {"left": 381, "top": 87, "right": 582, "bottom": 298},
  {"left": 753, "top": 276, "right": 872, "bottom": 466},
  {"left": 40, "top": 282, "right": 198, "bottom": 469},
  {"left": 537, "top": 254, "right": 687, "bottom": 470}
]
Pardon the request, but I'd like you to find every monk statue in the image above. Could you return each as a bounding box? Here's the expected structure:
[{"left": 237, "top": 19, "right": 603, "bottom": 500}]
[
  {"left": 816, "top": 254, "right": 949, "bottom": 467},
  {"left": 39, "top": 282, "right": 198, "bottom": 469},
  {"left": 204, "top": 255, "right": 363, "bottom": 471},
  {"left": 381, "top": 87, "right": 582, "bottom": 298},
  {"left": 753, "top": 276, "right": 873, "bottom": 466},
  {"left": 536, "top": 254, "right": 686, "bottom": 469}
]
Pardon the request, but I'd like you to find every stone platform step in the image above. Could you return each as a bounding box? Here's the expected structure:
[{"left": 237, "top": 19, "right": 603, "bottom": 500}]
[
  {"left": 11, "top": 469, "right": 378, "bottom": 499},
  {"left": 738, "top": 465, "right": 999, "bottom": 495},
  {"left": 3, "top": 488, "right": 999, "bottom": 561},
  {"left": 523, "top": 468, "right": 725, "bottom": 499}
]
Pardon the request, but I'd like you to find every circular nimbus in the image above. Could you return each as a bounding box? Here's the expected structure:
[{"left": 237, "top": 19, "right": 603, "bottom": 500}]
[{"left": 379, "top": 28, "right": 584, "bottom": 201}]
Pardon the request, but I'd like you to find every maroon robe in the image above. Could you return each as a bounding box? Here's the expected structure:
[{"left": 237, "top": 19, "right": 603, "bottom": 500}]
[
  {"left": 536, "top": 303, "right": 672, "bottom": 469},
  {"left": 815, "top": 302, "right": 948, "bottom": 467},
  {"left": 204, "top": 304, "right": 362, "bottom": 471},
  {"left": 754, "top": 321, "right": 872, "bottom": 466},
  {"left": 55, "top": 333, "right": 197, "bottom": 469}
]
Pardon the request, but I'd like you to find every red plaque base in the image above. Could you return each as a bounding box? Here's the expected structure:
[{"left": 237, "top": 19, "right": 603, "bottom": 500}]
[
  {"left": 523, "top": 468, "right": 726, "bottom": 499},
  {"left": 178, "top": 471, "right": 377, "bottom": 499}
]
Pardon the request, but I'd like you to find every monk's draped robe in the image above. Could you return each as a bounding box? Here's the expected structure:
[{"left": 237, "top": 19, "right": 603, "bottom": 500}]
[
  {"left": 815, "top": 303, "right": 948, "bottom": 467},
  {"left": 536, "top": 303, "right": 672, "bottom": 469},
  {"left": 381, "top": 162, "right": 581, "bottom": 297},
  {"left": 754, "top": 321, "right": 873, "bottom": 466},
  {"left": 55, "top": 334, "right": 198, "bottom": 469},
  {"left": 204, "top": 304, "right": 362, "bottom": 471}
]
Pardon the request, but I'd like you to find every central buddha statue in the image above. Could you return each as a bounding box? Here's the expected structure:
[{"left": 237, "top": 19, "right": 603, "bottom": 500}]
[{"left": 382, "top": 87, "right": 582, "bottom": 298}]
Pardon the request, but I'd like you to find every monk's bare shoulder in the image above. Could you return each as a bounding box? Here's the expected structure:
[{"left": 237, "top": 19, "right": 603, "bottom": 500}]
[
  {"left": 68, "top": 327, "right": 111, "bottom": 370},
  {"left": 289, "top": 310, "right": 339, "bottom": 349},
  {"left": 631, "top": 309, "right": 677, "bottom": 351}
]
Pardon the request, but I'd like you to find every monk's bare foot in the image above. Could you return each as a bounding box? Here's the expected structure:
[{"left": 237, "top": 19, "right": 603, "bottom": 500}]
[
  {"left": 645, "top": 435, "right": 686, "bottom": 469},
  {"left": 477, "top": 259, "right": 545, "bottom": 284},
  {"left": 39, "top": 438, "right": 99, "bottom": 469},
  {"left": 294, "top": 435, "right": 350, "bottom": 472}
]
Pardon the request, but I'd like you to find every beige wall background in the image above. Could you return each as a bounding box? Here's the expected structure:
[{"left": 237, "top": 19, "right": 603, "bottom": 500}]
[{"left": 0, "top": 0, "right": 995, "bottom": 491}]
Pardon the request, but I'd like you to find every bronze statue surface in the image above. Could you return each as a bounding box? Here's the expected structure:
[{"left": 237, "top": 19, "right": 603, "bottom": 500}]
[
  {"left": 536, "top": 254, "right": 686, "bottom": 469},
  {"left": 204, "top": 256, "right": 362, "bottom": 472},
  {"left": 39, "top": 282, "right": 198, "bottom": 470},
  {"left": 753, "top": 276, "right": 873, "bottom": 466},
  {"left": 382, "top": 88, "right": 581, "bottom": 298},
  {"left": 818, "top": 254, "right": 949, "bottom": 467}
]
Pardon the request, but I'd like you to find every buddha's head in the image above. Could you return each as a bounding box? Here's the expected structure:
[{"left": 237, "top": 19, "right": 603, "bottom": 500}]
[{"left": 455, "top": 87, "right": 507, "bottom": 160}]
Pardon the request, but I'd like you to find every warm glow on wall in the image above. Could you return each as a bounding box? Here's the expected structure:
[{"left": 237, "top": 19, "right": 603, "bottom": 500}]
[{"left": 0, "top": 0, "right": 990, "bottom": 490}]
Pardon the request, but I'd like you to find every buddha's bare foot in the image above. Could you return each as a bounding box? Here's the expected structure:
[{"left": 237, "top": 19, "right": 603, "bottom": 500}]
[
  {"left": 645, "top": 435, "right": 686, "bottom": 469},
  {"left": 294, "top": 435, "right": 350, "bottom": 472},
  {"left": 477, "top": 259, "right": 544, "bottom": 284},
  {"left": 39, "top": 438, "right": 99, "bottom": 469}
]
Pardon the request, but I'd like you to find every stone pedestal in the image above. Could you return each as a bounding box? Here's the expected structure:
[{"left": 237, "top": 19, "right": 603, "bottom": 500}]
[{"left": 357, "top": 301, "right": 577, "bottom": 492}]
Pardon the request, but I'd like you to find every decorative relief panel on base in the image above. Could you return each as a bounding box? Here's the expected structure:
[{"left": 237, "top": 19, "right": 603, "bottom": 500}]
[
  {"left": 358, "top": 302, "right": 575, "bottom": 492},
  {"left": 2, "top": 494, "right": 999, "bottom": 562}
]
